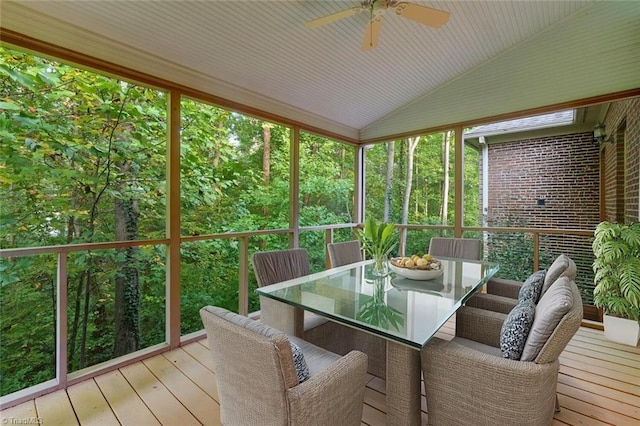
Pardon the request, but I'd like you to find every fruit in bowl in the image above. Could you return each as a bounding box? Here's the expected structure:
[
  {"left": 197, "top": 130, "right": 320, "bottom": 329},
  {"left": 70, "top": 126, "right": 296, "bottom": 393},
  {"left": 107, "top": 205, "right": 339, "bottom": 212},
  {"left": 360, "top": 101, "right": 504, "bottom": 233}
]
[{"left": 389, "top": 255, "right": 444, "bottom": 280}]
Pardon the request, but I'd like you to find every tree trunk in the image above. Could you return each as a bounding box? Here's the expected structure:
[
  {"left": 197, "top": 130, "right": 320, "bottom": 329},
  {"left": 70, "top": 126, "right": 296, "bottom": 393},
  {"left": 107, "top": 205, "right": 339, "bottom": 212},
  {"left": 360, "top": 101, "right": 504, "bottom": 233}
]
[
  {"left": 68, "top": 271, "right": 85, "bottom": 371},
  {"left": 262, "top": 122, "right": 271, "bottom": 218},
  {"left": 441, "top": 131, "right": 451, "bottom": 225},
  {"left": 113, "top": 196, "right": 141, "bottom": 356},
  {"left": 384, "top": 141, "right": 395, "bottom": 222},
  {"left": 401, "top": 137, "right": 420, "bottom": 252},
  {"left": 79, "top": 269, "right": 92, "bottom": 368}
]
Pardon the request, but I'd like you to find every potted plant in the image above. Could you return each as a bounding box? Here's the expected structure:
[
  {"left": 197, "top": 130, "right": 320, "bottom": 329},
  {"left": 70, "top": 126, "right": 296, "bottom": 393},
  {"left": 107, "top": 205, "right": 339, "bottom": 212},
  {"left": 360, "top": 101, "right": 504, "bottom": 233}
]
[
  {"left": 356, "top": 217, "right": 399, "bottom": 276},
  {"left": 592, "top": 221, "right": 640, "bottom": 346}
]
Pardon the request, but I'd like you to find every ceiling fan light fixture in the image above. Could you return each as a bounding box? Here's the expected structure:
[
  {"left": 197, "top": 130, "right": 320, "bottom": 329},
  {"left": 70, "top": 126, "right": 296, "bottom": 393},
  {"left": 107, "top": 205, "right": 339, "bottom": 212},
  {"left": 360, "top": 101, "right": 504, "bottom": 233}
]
[{"left": 306, "top": 0, "right": 450, "bottom": 51}]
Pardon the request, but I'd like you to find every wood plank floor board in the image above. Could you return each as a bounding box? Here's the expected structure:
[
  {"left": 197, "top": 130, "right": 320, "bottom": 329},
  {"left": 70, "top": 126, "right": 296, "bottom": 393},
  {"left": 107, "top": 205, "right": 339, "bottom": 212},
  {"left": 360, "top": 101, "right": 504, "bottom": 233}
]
[
  {"left": 182, "top": 341, "right": 216, "bottom": 372},
  {"left": 559, "top": 365, "right": 640, "bottom": 397},
  {"left": 142, "top": 354, "right": 221, "bottom": 426},
  {"left": 553, "top": 405, "right": 611, "bottom": 426},
  {"left": 162, "top": 346, "right": 219, "bottom": 402},
  {"left": 94, "top": 369, "right": 160, "bottom": 425},
  {"left": 558, "top": 393, "right": 638, "bottom": 426},
  {"left": 569, "top": 334, "right": 640, "bottom": 356},
  {"left": 560, "top": 350, "right": 640, "bottom": 378},
  {"left": 560, "top": 355, "right": 640, "bottom": 385},
  {"left": 562, "top": 343, "right": 640, "bottom": 370},
  {"left": 34, "top": 388, "right": 78, "bottom": 426},
  {"left": 363, "top": 387, "right": 386, "bottom": 413},
  {"left": 2, "top": 326, "right": 639, "bottom": 425},
  {"left": 66, "top": 379, "right": 119, "bottom": 425},
  {"left": 119, "top": 362, "right": 200, "bottom": 425},
  {"left": 0, "top": 400, "right": 38, "bottom": 424},
  {"left": 558, "top": 374, "right": 640, "bottom": 408},
  {"left": 565, "top": 339, "right": 640, "bottom": 364},
  {"left": 557, "top": 382, "right": 640, "bottom": 421},
  {"left": 366, "top": 376, "right": 386, "bottom": 394},
  {"left": 360, "top": 403, "right": 386, "bottom": 426}
]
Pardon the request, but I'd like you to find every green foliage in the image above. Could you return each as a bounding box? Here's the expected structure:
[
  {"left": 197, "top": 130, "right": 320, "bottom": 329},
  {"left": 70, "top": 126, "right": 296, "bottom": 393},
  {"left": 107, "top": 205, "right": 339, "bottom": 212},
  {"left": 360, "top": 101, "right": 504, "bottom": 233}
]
[
  {"left": 356, "top": 217, "right": 399, "bottom": 260},
  {"left": 0, "top": 44, "right": 475, "bottom": 398},
  {"left": 484, "top": 216, "right": 535, "bottom": 281},
  {"left": 592, "top": 222, "right": 640, "bottom": 320}
]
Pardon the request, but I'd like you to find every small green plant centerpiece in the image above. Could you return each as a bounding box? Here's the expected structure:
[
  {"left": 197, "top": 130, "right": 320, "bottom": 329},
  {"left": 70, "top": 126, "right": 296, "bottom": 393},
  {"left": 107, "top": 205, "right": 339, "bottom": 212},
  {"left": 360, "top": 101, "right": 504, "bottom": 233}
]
[
  {"left": 357, "top": 217, "right": 399, "bottom": 277},
  {"left": 592, "top": 221, "right": 640, "bottom": 346}
]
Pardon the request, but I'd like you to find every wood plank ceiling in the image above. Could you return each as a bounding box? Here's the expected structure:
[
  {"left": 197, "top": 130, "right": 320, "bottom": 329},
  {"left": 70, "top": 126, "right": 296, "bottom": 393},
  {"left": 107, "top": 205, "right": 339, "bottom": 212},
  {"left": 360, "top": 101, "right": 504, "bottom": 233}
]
[{"left": 2, "top": 1, "right": 639, "bottom": 142}]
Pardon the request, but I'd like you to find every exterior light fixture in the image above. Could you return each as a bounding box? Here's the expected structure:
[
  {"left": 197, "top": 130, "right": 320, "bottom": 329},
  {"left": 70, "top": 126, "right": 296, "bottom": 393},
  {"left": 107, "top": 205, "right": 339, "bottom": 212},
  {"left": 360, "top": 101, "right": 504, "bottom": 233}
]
[{"left": 593, "top": 122, "right": 611, "bottom": 145}]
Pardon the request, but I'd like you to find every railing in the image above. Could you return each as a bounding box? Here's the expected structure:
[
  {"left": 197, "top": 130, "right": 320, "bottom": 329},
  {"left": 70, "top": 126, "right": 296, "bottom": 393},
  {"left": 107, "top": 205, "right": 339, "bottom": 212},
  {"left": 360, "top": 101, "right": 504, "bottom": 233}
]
[{"left": 0, "top": 223, "right": 595, "bottom": 409}]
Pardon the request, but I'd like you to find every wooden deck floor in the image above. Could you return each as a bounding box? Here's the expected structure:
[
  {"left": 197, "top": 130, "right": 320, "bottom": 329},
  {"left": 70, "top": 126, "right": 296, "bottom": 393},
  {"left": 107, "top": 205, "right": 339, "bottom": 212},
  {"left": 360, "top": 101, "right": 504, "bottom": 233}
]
[{"left": 2, "top": 322, "right": 639, "bottom": 425}]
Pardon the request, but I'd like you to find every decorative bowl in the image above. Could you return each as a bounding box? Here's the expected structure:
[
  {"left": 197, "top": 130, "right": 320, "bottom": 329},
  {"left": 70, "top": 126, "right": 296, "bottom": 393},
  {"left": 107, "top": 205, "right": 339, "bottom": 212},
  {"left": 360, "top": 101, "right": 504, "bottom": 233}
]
[{"left": 389, "top": 257, "right": 444, "bottom": 281}]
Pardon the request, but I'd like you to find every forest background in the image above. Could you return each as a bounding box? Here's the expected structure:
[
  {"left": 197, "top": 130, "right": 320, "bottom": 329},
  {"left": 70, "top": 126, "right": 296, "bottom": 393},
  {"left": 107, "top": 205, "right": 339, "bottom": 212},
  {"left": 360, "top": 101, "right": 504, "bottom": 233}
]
[{"left": 0, "top": 46, "right": 483, "bottom": 396}]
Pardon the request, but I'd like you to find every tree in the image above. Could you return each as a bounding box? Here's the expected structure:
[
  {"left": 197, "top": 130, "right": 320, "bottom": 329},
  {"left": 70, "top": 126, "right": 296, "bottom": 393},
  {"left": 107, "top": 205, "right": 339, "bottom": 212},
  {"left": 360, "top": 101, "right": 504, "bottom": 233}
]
[
  {"left": 441, "top": 131, "right": 452, "bottom": 224},
  {"left": 383, "top": 141, "right": 394, "bottom": 222},
  {"left": 400, "top": 137, "right": 420, "bottom": 251},
  {"left": 1, "top": 46, "right": 167, "bottom": 390}
]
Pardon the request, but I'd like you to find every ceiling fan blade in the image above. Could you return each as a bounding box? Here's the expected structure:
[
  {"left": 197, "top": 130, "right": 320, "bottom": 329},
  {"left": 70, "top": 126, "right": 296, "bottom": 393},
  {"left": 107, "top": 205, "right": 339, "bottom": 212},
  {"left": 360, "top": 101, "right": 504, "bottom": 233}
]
[
  {"left": 306, "top": 6, "right": 365, "bottom": 29},
  {"left": 393, "top": 2, "right": 450, "bottom": 28},
  {"left": 362, "top": 15, "right": 383, "bottom": 51}
]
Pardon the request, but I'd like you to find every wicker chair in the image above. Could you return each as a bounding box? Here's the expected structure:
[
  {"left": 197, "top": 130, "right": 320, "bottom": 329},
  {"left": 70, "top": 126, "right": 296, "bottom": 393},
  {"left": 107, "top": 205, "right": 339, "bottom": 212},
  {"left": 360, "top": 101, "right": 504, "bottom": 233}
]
[
  {"left": 327, "top": 240, "right": 362, "bottom": 267},
  {"left": 252, "top": 248, "right": 317, "bottom": 334},
  {"left": 466, "top": 254, "right": 577, "bottom": 314},
  {"left": 252, "top": 248, "right": 387, "bottom": 378},
  {"left": 200, "top": 306, "right": 368, "bottom": 426},
  {"left": 428, "top": 237, "right": 482, "bottom": 260},
  {"left": 421, "top": 276, "right": 583, "bottom": 425}
]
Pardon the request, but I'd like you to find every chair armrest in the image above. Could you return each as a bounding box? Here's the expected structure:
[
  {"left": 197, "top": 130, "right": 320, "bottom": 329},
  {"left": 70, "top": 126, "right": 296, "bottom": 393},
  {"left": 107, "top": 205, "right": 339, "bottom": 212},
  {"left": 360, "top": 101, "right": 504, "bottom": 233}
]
[
  {"left": 486, "top": 277, "right": 522, "bottom": 299},
  {"left": 287, "top": 350, "right": 368, "bottom": 426},
  {"left": 422, "top": 338, "right": 558, "bottom": 426},
  {"left": 455, "top": 306, "right": 505, "bottom": 347},
  {"left": 465, "top": 293, "right": 518, "bottom": 314}
]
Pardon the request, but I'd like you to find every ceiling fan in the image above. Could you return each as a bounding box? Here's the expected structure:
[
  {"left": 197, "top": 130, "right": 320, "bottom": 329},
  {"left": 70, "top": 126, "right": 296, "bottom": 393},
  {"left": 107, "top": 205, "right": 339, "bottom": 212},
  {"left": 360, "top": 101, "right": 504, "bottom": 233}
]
[{"left": 305, "top": 0, "right": 450, "bottom": 51}]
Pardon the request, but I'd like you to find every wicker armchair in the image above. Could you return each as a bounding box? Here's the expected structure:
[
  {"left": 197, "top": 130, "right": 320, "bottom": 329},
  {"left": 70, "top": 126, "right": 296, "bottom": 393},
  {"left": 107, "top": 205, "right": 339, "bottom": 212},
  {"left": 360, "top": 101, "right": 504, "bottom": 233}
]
[
  {"left": 252, "top": 248, "right": 316, "bottom": 334},
  {"left": 421, "top": 277, "right": 583, "bottom": 425},
  {"left": 252, "top": 248, "right": 387, "bottom": 378},
  {"left": 327, "top": 240, "right": 363, "bottom": 267},
  {"left": 466, "top": 254, "right": 577, "bottom": 314},
  {"left": 200, "top": 306, "right": 368, "bottom": 426}
]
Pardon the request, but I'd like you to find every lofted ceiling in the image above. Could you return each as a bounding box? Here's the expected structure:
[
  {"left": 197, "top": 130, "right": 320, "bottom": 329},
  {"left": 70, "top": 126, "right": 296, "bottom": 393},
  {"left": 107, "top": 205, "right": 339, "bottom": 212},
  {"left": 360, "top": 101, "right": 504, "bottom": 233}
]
[{"left": 1, "top": 1, "right": 639, "bottom": 143}]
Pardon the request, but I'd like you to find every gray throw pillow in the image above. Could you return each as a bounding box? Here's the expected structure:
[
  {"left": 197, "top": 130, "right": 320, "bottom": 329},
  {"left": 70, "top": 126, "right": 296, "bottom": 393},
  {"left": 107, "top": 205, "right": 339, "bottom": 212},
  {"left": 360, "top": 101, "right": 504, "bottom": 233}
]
[
  {"left": 520, "top": 276, "right": 574, "bottom": 362},
  {"left": 518, "top": 270, "right": 546, "bottom": 304},
  {"left": 289, "top": 341, "right": 310, "bottom": 383},
  {"left": 540, "top": 254, "right": 574, "bottom": 296},
  {"left": 500, "top": 299, "right": 536, "bottom": 360}
]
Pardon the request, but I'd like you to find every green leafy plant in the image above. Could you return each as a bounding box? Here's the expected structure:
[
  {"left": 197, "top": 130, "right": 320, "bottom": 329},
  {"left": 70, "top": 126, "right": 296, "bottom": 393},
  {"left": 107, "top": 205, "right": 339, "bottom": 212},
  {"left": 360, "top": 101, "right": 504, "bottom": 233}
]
[
  {"left": 592, "top": 221, "right": 640, "bottom": 321},
  {"left": 356, "top": 217, "right": 399, "bottom": 275},
  {"left": 356, "top": 217, "right": 399, "bottom": 260}
]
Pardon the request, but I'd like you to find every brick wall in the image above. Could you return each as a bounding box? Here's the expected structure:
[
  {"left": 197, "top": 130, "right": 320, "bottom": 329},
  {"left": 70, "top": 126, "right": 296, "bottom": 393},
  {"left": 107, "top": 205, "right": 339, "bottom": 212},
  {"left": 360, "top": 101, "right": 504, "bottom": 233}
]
[
  {"left": 486, "top": 132, "right": 600, "bottom": 230},
  {"left": 479, "top": 99, "right": 639, "bottom": 307},
  {"left": 603, "top": 97, "right": 640, "bottom": 223},
  {"left": 484, "top": 132, "right": 601, "bottom": 304}
]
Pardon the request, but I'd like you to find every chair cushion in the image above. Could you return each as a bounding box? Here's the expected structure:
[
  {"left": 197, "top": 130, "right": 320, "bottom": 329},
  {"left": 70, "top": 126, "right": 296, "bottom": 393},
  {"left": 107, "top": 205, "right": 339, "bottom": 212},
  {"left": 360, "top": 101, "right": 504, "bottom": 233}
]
[
  {"left": 518, "top": 270, "right": 546, "bottom": 304},
  {"left": 521, "top": 276, "right": 574, "bottom": 362},
  {"left": 451, "top": 336, "right": 503, "bottom": 357},
  {"left": 289, "top": 335, "right": 342, "bottom": 377},
  {"left": 500, "top": 299, "right": 536, "bottom": 360},
  {"left": 289, "top": 341, "right": 310, "bottom": 383}
]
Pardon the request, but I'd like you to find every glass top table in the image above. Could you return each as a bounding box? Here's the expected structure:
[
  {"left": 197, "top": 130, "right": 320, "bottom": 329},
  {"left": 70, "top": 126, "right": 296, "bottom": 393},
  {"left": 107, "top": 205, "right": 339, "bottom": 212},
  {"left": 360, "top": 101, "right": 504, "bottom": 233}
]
[
  {"left": 256, "top": 257, "right": 499, "bottom": 349},
  {"left": 256, "top": 257, "right": 499, "bottom": 426}
]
